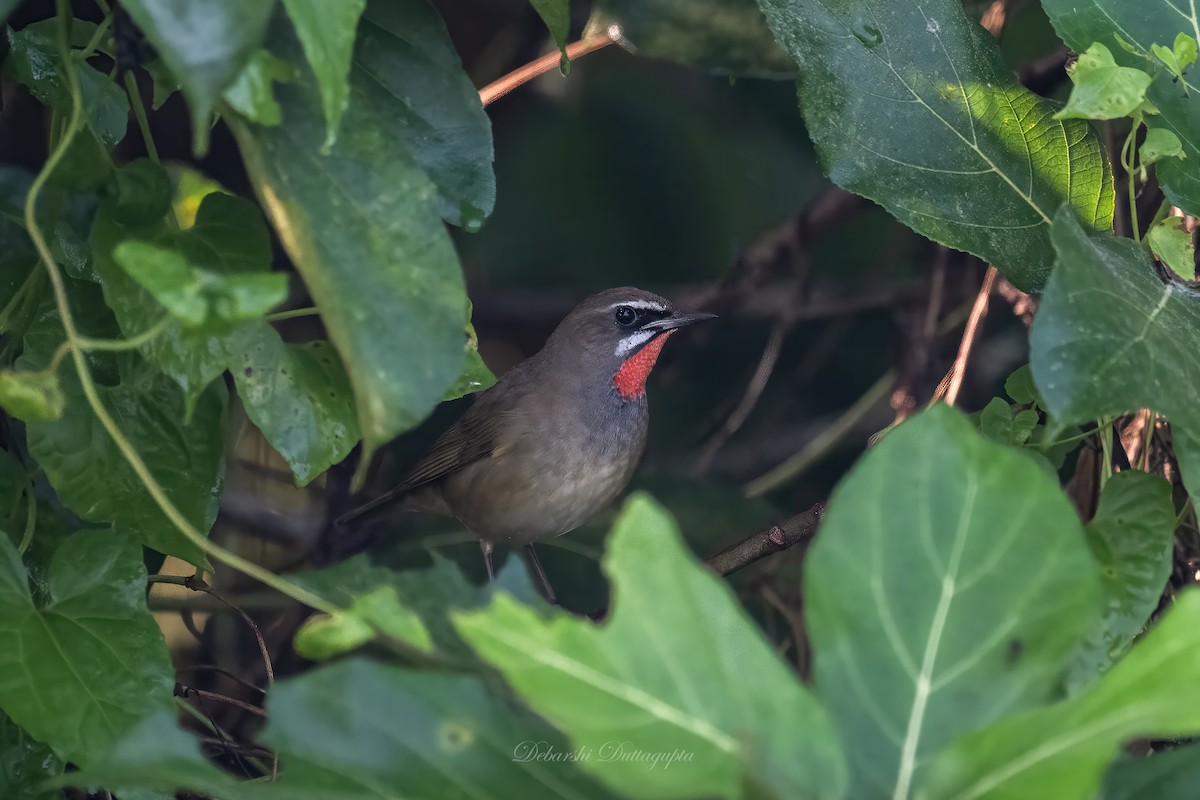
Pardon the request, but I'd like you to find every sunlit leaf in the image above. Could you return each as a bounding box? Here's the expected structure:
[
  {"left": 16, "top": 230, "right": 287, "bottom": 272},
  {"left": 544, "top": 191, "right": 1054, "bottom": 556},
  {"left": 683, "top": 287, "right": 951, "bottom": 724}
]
[
  {"left": 0, "top": 368, "right": 64, "bottom": 422},
  {"left": 1055, "top": 43, "right": 1153, "bottom": 120},
  {"left": 1146, "top": 216, "right": 1195, "bottom": 280}
]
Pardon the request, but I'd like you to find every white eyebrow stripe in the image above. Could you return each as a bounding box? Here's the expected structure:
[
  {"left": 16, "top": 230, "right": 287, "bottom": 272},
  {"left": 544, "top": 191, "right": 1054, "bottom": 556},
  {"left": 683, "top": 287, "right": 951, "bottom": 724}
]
[
  {"left": 607, "top": 299, "right": 668, "bottom": 312},
  {"left": 614, "top": 330, "right": 656, "bottom": 357}
]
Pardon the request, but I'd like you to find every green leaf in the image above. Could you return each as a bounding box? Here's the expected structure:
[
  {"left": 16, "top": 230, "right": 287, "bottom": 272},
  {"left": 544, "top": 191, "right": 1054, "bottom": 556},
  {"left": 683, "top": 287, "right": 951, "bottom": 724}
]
[
  {"left": 19, "top": 282, "right": 227, "bottom": 566},
  {"left": 294, "top": 585, "right": 433, "bottom": 660},
  {"left": 1103, "top": 745, "right": 1200, "bottom": 800},
  {"left": 355, "top": 0, "right": 497, "bottom": 225},
  {"left": 588, "top": 0, "right": 795, "bottom": 76},
  {"left": 0, "top": 0, "right": 18, "bottom": 26},
  {"left": 1004, "top": 364, "right": 1043, "bottom": 407},
  {"left": 443, "top": 346, "right": 496, "bottom": 401},
  {"left": 921, "top": 591, "right": 1200, "bottom": 800},
  {"left": 1141, "top": 126, "right": 1186, "bottom": 166},
  {"left": 0, "top": 711, "right": 63, "bottom": 800},
  {"left": 454, "top": 493, "right": 846, "bottom": 800},
  {"left": 1151, "top": 33, "right": 1199, "bottom": 80},
  {"left": 103, "top": 159, "right": 173, "bottom": 225},
  {"left": 1041, "top": 1, "right": 1200, "bottom": 215},
  {"left": 0, "top": 368, "right": 64, "bottom": 422},
  {"left": 232, "top": 330, "right": 360, "bottom": 486},
  {"left": 280, "top": 0, "right": 365, "bottom": 146},
  {"left": 1031, "top": 208, "right": 1200, "bottom": 448},
  {"left": 0, "top": 531, "right": 175, "bottom": 767},
  {"left": 1056, "top": 43, "right": 1153, "bottom": 120},
  {"left": 113, "top": 241, "right": 287, "bottom": 328},
  {"left": 229, "top": 13, "right": 473, "bottom": 459},
  {"left": 92, "top": 170, "right": 276, "bottom": 413},
  {"left": 756, "top": 0, "right": 1114, "bottom": 290},
  {"left": 256, "top": 661, "right": 619, "bottom": 800},
  {"left": 1175, "top": 424, "right": 1200, "bottom": 507},
  {"left": 220, "top": 48, "right": 298, "bottom": 126},
  {"left": 119, "top": 0, "right": 276, "bottom": 154},
  {"left": 1067, "top": 471, "right": 1175, "bottom": 692},
  {"left": 3, "top": 24, "right": 129, "bottom": 145},
  {"left": 0, "top": 168, "right": 98, "bottom": 282},
  {"left": 805, "top": 404, "right": 1100, "bottom": 800},
  {"left": 1146, "top": 216, "right": 1195, "bottom": 280},
  {"left": 529, "top": 0, "right": 569, "bottom": 53}
]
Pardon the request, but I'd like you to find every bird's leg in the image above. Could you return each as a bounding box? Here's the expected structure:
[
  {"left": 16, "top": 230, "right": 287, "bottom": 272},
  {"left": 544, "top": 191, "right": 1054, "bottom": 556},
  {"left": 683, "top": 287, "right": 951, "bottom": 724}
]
[
  {"left": 525, "top": 544, "right": 557, "bottom": 604},
  {"left": 480, "top": 540, "right": 495, "bottom": 582}
]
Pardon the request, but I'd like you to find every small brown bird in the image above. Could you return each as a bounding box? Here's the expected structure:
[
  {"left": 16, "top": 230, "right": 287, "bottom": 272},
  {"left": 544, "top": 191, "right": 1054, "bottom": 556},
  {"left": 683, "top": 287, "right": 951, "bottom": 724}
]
[{"left": 336, "top": 287, "right": 715, "bottom": 600}]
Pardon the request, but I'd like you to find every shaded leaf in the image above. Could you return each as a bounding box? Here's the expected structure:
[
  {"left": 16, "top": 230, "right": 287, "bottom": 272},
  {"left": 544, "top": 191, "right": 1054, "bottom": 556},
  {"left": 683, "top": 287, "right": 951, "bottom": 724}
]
[
  {"left": 229, "top": 12, "right": 471, "bottom": 458},
  {"left": 756, "top": 0, "right": 1114, "bottom": 290},
  {"left": 1067, "top": 471, "right": 1174, "bottom": 692},
  {"left": 280, "top": 0, "right": 365, "bottom": 145},
  {"left": 220, "top": 48, "right": 298, "bottom": 126},
  {"left": 443, "top": 347, "right": 497, "bottom": 401},
  {"left": 1031, "top": 208, "right": 1200, "bottom": 448},
  {"left": 1103, "top": 745, "right": 1200, "bottom": 800},
  {"left": 0, "top": 711, "right": 63, "bottom": 800},
  {"left": 19, "top": 281, "right": 227, "bottom": 566},
  {"left": 805, "top": 404, "right": 1100, "bottom": 799},
  {"left": 0, "top": 368, "right": 64, "bottom": 421},
  {"left": 1141, "top": 126, "right": 1186, "bottom": 166},
  {"left": 589, "top": 0, "right": 794, "bottom": 76},
  {"left": 233, "top": 330, "right": 360, "bottom": 487},
  {"left": 103, "top": 159, "right": 173, "bottom": 225},
  {"left": 0, "top": 531, "right": 175, "bottom": 767},
  {"left": 1146, "top": 216, "right": 1195, "bottom": 280},
  {"left": 921, "top": 591, "right": 1200, "bottom": 800},
  {"left": 455, "top": 493, "right": 846, "bottom": 800},
  {"left": 529, "top": 0, "right": 569, "bottom": 53},
  {"left": 119, "top": 0, "right": 276, "bottom": 153},
  {"left": 294, "top": 585, "right": 433, "bottom": 660},
  {"left": 1041, "top": 0, "right": 1200, "bottom": 215}
]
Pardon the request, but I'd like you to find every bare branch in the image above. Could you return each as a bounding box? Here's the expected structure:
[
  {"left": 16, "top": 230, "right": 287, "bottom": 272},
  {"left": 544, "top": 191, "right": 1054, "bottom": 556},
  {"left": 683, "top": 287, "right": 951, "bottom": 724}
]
[{"left": 705, "top": 503, "right": 825, "bottom": 576}]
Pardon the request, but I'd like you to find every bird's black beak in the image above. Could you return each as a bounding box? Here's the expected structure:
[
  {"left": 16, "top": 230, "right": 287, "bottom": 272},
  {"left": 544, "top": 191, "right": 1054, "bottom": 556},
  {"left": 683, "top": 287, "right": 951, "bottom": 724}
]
[{"left": 641, "top": 311, "right": 717, "bottom": 332}]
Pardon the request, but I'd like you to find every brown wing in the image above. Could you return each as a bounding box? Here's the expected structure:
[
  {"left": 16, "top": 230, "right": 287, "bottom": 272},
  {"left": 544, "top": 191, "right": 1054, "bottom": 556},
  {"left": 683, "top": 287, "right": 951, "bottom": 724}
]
[{"left": 334, "top": 387, "right": 515, "bottom": 527}]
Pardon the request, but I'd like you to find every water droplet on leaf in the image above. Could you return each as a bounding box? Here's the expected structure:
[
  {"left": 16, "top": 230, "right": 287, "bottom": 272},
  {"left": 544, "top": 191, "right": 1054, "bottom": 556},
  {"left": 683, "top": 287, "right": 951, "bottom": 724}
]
[{"left": 559, "top": 51, "right": 572, "bottom": 77}]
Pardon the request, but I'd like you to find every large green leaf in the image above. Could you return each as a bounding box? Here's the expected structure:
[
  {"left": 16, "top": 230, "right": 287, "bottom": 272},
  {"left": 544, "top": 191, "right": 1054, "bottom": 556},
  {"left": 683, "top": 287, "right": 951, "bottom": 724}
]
[
  {"left": 280, "top": 0, "right": 366, "bottom": 147},
  {"left": 805, "top": 404, "right": 1100, "bottom": 800},
  {"left": 1067, "top": 470, "right": 1175, "bottom": 692},
  {"left": 0, "top": 531, "right": 175, "bottom": 768},
  {"left": 1040, "top": 0, "right": 1200, "bottom": 215},
  {"left": 1103, "top": 745, "right": 1200, "bottom": 800},
  {"left": 589, "top": 0, "right": 795, "bottom": 76},
  {"left": 1030, "top": 208, "right": 1200, "bottom": 442},
  {"left": 229, "top": 13, "right": 471, "bottom": 458},
  {"left": 355, "top": 0, "right": 496, "bottom": 225},
  {"left": 233, "top": 330, "right": 360, "bottom": 487},
  {"left": 119, "top": 0, "right": 275, "bottom": 153},
  {"left": 92, "top": 173, "right": 277, "bottom": 414},
  {"left": 454, "top": 493, "right": 846, "bottom": 800},
  {"left": 756, "top": 0, "right": 1114, "bottom": 290},
  {"left": 0, "top": 711, "right": 62, "bottom": 800},
  {"left": 19, "top": 282, "right": 227, "bottom": 566},
  {"left": 921, "top": 590, "right": 1200, "bottom": 799}
]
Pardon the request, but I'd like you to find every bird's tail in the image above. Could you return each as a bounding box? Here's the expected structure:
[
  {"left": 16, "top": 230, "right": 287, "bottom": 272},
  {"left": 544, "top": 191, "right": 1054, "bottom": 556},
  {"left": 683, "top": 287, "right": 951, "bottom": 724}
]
[{"left": 334, "top": 487, "right": 408, "bottom": 528}]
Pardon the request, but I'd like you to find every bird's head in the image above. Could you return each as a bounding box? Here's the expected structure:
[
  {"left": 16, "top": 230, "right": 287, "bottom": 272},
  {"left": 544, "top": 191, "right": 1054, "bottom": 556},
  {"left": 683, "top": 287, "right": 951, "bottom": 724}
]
[{"left": 545, "top": 287, "right": 716, "bottom": 399}]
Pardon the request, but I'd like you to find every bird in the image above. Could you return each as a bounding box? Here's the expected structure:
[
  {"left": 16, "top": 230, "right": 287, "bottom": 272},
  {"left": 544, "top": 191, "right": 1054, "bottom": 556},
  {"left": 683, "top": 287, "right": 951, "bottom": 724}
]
[{"left": 335, "top": 287, "right": 716, "bottom": 602}]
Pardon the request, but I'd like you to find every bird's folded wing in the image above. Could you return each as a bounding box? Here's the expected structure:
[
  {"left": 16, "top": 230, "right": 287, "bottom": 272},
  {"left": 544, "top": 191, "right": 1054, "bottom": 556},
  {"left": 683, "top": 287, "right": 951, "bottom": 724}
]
[{"left": 393, "top": 401, "right": 512, "bottom": 492}]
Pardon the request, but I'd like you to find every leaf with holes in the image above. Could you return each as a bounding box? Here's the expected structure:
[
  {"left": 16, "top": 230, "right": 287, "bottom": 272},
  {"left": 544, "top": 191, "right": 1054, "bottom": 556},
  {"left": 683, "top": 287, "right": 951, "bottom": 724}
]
[
  {"left": 1041, "top": 0, "right": 1200, "bottom": 215},
  {"left": 232, "top": 329, "right": 360, "bottom": 487},
  {"left": 0, "top": 531, "right": 175, "bottom": 768},
  {"left": 756, "top": 0, "right": 1114, "bottom": 289},
  {"left": 455, "top": 493, "right": 846, "bottom": 800},
  {"left": 921, "top": 591, "right": 1200, "bottom": 800},
  {"left": 1066, "top": 470, "right": 1175, "bottom": 693},
  {"left": 1031, "top": 208, "right": 1200, "bottom": 447},
  {"left": 804, "top": 404, "right": 1099, "bottom": 800},
  {"left": 1056, "top": 43, "right": 1153, "bottom": 120}
]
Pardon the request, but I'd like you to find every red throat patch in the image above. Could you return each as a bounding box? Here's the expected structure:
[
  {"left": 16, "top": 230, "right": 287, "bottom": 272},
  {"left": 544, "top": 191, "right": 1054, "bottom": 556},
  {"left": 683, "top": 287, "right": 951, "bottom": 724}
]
[{"left": 613, "top": 331, "right": 674, "bottom": 399}]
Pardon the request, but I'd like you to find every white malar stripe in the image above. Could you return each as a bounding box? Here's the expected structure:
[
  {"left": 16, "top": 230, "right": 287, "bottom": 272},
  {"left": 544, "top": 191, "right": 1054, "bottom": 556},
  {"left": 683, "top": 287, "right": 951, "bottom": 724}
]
[
  {"left": 614, "top": 330, "right": 655, "bottom": 357},
  {"left": 607, "top": 299, "right": 668, "bottom": 312}
]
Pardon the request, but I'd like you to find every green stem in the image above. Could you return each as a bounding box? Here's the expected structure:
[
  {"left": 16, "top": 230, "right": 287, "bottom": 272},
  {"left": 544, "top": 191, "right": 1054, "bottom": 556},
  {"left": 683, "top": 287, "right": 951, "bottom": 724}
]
[
  {"left": 266, "top": 306, "right": 320, "bottom": 323},
  {"left": 76, "top": 316, "right": 171, "bottom": 352},
  {"left": 124, "top": 72, "right": 160, "bottom": 164},
  {"left": 1147, "top": 199, "right": 1172, "bottom": 232},
  {"left": 25, "top": 0, "right": 338, "bottom": 618},
  {"left": 1177, "top": 497, "right": 1194, "bottom": 528},
  {"left": 1122, "top": 118, "right": 1142, "bottom": 242},
  {"left": 1099, "top": 422, "right": 1114, "bottom": 488},
  {"left": 0, "top": 268, "right": 39, "bottom": 333},
  {"left": 76, "top": 15, "right": 112, "bottom": 61}
]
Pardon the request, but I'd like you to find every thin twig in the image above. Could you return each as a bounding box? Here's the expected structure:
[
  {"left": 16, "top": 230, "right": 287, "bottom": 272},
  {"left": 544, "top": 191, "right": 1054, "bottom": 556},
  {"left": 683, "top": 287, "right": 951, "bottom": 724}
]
[
  {"left": 176, "top": 684, "right": 266, "bottom": 717},
  {"left": 479, "top": 33, "right": 616, "bottom": 107},
  {"left": 693, "top": 317, "right": 790, "bottom": 475},
  {"left": 743, "top": 371, "right": 897, "bottom": 497},
  {"left": 933, "top": 265, "right": 997, "bottom": 406},
  {"left": 705, "top": 503, "right": 825, "bottom": 576}
]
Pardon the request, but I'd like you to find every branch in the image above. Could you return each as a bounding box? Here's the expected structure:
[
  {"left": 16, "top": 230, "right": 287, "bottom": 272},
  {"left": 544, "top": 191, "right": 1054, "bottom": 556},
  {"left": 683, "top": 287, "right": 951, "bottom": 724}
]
[
  {"left": 705, "top": 503, "right": 825, "bottom": 576},
  {"left": 478, "top": 32, "right": 617, "bottom": 107}
]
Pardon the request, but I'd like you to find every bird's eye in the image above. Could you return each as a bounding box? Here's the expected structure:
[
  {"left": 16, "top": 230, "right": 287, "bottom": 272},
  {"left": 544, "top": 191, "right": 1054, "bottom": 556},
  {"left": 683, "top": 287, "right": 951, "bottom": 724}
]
[{"left": 614, "top": 305, "right": 637, "bottom": 326}]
